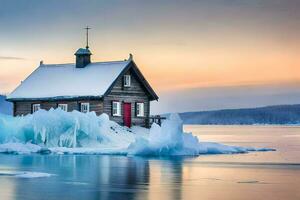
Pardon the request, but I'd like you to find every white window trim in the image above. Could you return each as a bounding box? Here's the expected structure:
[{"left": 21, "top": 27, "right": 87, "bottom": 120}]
[
  {"left": 112, "top": 101, "right": 121, "bottom": 116},
  {"left": 58, "top": 104, "right": 68, "bottom": 112},
  {"left": 136, "top": 102, "right": 144, "bottom": 117},
  {"left": 124, "top": 75, "right": 131, "bottom": 87},
  {"left": 32, "top": 104, "right": 41, "bottom": 113},
  {"left": 81, "top": 103, "right": 90, "bottom": 113}
]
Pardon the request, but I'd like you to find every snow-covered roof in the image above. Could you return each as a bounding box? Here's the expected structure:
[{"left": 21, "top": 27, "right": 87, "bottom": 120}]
[
  {"left": 7, "top": 60, "right": 131, "bottom": 100},
  {"left": 75, "top": 48, "right": 92, "bottom": 55}
]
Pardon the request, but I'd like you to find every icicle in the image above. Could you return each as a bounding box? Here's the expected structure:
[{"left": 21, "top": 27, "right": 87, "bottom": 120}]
[
  {"left": 73, "top": 118, "right": 79, "bottom": 148},
  {"left": 33, "top": 125, "right": 38, "bottom": 144},
  {"left": 41, "top": 127, "right": 46, "bottom": 144}
]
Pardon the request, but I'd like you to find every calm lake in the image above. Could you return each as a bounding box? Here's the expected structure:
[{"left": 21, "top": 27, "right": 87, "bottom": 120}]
[{"left": 0, "top": 125, "right": 299, "bottom": 200}]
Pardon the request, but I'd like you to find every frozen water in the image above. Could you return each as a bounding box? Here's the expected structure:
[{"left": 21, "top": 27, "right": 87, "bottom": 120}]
[
  {"left": 15, "top": 172, "right": 53, "bottom": 178},
  {"left": 0, "top": 109, "right": 275, "bottom": 156},
  {"left": 0, "top": 170, "right": 53, "bottom": 178}
]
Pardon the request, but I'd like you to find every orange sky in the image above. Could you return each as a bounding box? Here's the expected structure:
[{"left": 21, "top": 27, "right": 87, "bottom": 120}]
[
  {"left": 1, "top": 33, "right": 299, "bottom": 94},
  {"left": 0, "top": 0, "right": 300, "bottom": 112}
]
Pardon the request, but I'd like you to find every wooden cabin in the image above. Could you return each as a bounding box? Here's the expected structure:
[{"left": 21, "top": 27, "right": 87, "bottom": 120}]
[{"left": 6, "top": 47, "right": 158, "bottom": 127}]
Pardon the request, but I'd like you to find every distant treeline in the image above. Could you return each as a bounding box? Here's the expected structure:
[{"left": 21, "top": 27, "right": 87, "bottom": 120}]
[{"left": 176, "top": 105, "right": 300, "bottom": 125}]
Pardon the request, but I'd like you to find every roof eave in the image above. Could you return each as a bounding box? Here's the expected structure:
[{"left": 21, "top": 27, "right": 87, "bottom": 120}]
[{"left": 6, "top": 95, "right": 103, "bottom": 102}]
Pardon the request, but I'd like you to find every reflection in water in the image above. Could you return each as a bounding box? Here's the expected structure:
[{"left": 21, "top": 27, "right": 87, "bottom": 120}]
[
  {"left": 1, "top": 155, "right": 185, "bottom": 200},
  {"left": 148, "top": 158, "right": 184, "bottom": 200},
  {"left": 0, "top": 126, "right": 300, "bottom": 200}
]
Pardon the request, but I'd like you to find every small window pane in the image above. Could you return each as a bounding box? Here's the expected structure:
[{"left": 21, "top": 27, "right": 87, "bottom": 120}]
[
  {"left": 58, "top": 104, "right": 68, "bottom": 111},
  {"left": 136, "top": 103, "right": 144, "bottom": 117},
  {"left": 124, "top": 75, "right": 131, "bottom": 87},
  {"left": 32, "top": 104, "right": 40, "bottom": 113},
  {"left": 112, "top": 101, "right": 121, "bottom": 116},
  {"left": 81, "top": 103, "right": 90, "bottom": 113}
]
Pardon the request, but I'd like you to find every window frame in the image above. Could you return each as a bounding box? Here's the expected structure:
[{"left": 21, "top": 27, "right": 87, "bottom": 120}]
[
  {"left": 112, "top": 101, "right": 121, "bottom": 116},
  {"left": 32, "top": 104, "right": 41, "bottom": 113},
  {"left": 136, "top": 102, "right": 145, "bottom": 117},
  {"left": 123, "top": 75, "right": 131, "bottom": 87},
  {"left": 58, "top": 104, "right": 68, "bottom": 112},
  {"left": 80, "top": 102, "right": 90, "bottom": 113}
]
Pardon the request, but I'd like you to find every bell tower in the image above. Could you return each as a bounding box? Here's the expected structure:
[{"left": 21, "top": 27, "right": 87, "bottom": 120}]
[{"left": 75, "top": 26, "right": 92, "bottom": 68}]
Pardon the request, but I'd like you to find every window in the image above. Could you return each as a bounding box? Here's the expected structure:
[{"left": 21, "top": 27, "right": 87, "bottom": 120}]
[
  {"left": 32, "top": 104, "right": 40, "bottom": 113},
  {"left": 58, "top": 104, "right": 68, "bottom": 111},
  {"left": 112, "top": 101, "right": 121, "bottom": 116},
  {"left": 124, "top": 75, "right": 131, "bottom": 87},
  {"left": 81, "top": 103, "right": 90, "bottom": 113},
  {"left": 136, "top": 102, "right": 144, "bottom": 117}
]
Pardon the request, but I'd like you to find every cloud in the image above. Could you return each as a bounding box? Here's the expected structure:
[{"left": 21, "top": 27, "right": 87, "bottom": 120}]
[{"left": 0, "top": 56, "right": 25, "bottom": 60}]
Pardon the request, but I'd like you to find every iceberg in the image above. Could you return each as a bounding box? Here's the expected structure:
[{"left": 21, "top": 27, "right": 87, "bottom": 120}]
[{"left": 0, "top": 109, "right": 275, "bottom": 156}]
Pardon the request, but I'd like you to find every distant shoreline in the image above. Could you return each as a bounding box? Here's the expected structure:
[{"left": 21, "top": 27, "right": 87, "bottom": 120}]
[
  {"left": 166, "top": 104, "right": 300, "bottom": 126},
  {"left": 183, "top": 124, "right": 300, "bottom": 126}
]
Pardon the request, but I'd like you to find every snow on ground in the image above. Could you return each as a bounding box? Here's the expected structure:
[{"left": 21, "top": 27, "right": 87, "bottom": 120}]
[{"left": 0, "top": 109, "right": 275, "bottom": 156}]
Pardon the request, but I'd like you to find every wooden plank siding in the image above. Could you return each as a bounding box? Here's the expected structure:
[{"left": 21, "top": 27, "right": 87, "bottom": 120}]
[
  {"left": 14, "top": 101, "right": 32, "bottom": 116},
  {"left": 104, "top": 68, "right": 151, "bottom": 127},
  {"left": 104, "top": 95, "right": 150, "bottom": 126},
  {"left": 14, "top": 100, "right": 104, "bottom": 116}
]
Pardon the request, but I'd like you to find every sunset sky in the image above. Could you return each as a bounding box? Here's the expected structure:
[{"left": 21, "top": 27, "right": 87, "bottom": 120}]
[{"left": 1, "top": 0, "right": 300, "bottom": 113}]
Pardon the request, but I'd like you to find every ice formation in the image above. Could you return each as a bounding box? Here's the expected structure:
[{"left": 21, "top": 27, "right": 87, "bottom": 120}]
[
  {"left": 0, "top": 170, "right": 53, "bottom": 178},
  {"left": 0, "top": 109, "right": 275, "bottom": 155}
]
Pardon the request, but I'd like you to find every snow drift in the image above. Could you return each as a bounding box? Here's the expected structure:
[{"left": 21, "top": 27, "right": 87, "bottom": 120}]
[{"left": 0, "top": 109, "right": 274, "bottom": 155}]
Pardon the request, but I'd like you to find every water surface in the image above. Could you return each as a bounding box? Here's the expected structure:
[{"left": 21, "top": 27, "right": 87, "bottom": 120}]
[{"left": 0, "top": 125, "right": 299, "bottom": 200}]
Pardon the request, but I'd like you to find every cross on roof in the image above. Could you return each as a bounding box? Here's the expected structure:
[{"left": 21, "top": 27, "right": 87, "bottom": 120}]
[{"left": 84, "top": 26, "right": 91, "bottom": 49}]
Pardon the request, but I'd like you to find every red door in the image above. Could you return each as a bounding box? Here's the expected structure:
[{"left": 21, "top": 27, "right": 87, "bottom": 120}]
[{"left": 123, "top": 103, "right": 131, "bottom": 127}]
